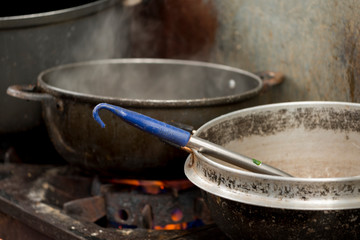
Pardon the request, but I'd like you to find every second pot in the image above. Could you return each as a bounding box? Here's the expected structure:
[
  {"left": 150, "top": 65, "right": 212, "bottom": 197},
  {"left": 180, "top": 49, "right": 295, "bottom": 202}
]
[{"left": 7, "top": 58, "right": 282, "bottom": 179}]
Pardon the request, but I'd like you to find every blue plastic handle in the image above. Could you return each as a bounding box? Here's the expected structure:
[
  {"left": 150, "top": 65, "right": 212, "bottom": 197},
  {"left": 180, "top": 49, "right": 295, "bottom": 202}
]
[{"left": 92, "top": 103, "right": 191, "bottom": 147}]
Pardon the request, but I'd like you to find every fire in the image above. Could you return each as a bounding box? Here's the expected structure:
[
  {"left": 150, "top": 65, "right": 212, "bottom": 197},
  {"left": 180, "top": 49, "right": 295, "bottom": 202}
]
[
  {"left": 109, "top": 179, "right": 165, "bottom": 194},
  {"left": 114, "top": 219, "right": 205, "bottom": 231},
  {"left": 108, "top": 179, "right": 193, "bottom": 195},
  {"left": 105, "top": 178, "right": 203, "bottom": 231},
  {"left": 171, "top": 208, "right": 183, "bottom": 222},
  {"left": 154, "top": 222, "right": 188, "bottom": 230}
]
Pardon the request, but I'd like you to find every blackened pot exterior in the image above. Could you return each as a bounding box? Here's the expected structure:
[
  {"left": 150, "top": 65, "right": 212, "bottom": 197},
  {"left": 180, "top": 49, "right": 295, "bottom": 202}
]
[{"left": 203, "top": 191, "right": 360, "bottom": 240}]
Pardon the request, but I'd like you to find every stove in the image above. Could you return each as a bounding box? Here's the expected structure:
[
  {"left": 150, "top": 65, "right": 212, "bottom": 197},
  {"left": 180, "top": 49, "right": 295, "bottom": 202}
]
[{"left": 0, "top": 133, "right": 229, "bottom": 240}]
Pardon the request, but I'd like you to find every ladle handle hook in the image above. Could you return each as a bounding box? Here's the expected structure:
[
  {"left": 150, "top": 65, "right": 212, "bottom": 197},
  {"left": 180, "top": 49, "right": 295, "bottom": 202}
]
[{"left": 92, "top": 103, "right": 191, "bottom": 147}]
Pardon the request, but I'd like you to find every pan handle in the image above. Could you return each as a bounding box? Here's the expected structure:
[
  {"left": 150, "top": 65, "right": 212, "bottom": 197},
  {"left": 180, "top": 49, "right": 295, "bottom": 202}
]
[
  {"left": 256, "top": 71, "right": 284, "bottom": 90},
  {"left": 7, "top": 84, "right": 53, "bottom": 102}
]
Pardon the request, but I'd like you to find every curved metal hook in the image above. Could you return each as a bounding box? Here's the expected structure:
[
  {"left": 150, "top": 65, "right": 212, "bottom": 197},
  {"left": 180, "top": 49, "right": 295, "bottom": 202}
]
[
  {"left": 92, "top": 103, "right": 127, "bottom": 128},
  {"left": 92, "top": 103, "right": 191, "bottom": 147}
]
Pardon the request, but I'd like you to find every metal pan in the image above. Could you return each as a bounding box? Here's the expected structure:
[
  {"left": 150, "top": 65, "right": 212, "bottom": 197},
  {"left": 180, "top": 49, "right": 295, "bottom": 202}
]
[
  {"left": 7, "top": 58, "right": 283, "bottom": 179},
  {"left": 185, "top": 101, "right": 360, "bottom": 239}
]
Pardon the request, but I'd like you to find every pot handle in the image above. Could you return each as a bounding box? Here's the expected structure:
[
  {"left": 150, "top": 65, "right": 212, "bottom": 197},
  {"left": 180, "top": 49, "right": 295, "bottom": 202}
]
[
  {"left": 6, "top": 84, "right": 53, "bottom": 102},
  {"left": 256, "top": 71, "right": 284, "bottom": 90}
]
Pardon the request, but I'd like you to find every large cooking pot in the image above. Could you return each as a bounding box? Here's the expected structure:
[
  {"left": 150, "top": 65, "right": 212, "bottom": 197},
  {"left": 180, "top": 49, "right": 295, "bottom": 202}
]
[
  {"left": 7, "top": 58, "right": 282, "bottom": 179},
  {"left": 185, "top": 101, "right": 360, "bottom": 239},
  {"left": 0, "top": 0, "right": 129, "bottom": 133}
]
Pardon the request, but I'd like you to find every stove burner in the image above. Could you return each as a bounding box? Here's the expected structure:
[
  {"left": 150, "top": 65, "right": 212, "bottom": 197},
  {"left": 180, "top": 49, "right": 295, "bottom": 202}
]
[
  {"left": 103, "top": 179, "right": 208, "bottom": 230},
  {"left": 62, "top": 175, "right": 212, "bottom": 230},
  {"left": 0, "top": 163, "right": 229, "bottom": 239}
]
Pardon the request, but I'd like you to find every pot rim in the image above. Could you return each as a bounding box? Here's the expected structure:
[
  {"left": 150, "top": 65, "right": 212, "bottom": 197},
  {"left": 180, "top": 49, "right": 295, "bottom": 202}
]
[
  {"left": 0, "top": 0, "right": 121, "bottom": 29},
  {"left": 37, "top": 58, "right": 263, "bottom": 108},
  {"left": 185, "top": 101, "right": 360, "bottom": 210}
]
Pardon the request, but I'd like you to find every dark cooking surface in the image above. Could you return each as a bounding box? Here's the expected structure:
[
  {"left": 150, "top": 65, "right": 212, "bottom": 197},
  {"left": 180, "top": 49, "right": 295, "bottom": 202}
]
[{"left": 0, "top": 163, "right": 229, "bottom": 240}]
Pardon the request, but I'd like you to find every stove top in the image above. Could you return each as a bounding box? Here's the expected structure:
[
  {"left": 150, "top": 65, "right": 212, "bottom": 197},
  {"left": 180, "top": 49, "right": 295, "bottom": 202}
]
[{"left": 0, "top": 163, "right": 229, "bottom": 240}]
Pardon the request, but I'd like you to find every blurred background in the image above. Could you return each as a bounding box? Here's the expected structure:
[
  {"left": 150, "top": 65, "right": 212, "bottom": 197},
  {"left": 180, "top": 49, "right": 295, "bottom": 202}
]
[
  {"left": 127, "top": 0, "right": 359, "bottom": 103},
  {"left": 1, "top": 0, "right": 359, "bottom": 160},
  {"left": 1, "top": 1, "right": 360, "bottom": 239}
]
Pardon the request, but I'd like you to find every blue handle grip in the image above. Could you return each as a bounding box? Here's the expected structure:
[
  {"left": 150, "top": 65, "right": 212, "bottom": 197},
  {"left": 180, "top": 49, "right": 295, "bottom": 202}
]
[{"left": 92, "top": 103, "right": 191, "bottom": 147}]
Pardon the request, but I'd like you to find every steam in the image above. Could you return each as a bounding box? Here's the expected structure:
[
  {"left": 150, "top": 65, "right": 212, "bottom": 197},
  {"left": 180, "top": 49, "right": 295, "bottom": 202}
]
[
  {"left": 47, "top": 59, "right": 257, "bottom": 102},
  {"left": 69, "top": 3, "right": 133, "bottom": 61},
  {"left": 47, "top": 1, "right": 237, "bottom": 103}
]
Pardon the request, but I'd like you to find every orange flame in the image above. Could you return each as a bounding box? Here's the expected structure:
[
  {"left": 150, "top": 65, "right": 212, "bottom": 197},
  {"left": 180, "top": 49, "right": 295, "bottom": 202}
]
[
  {"left": 171, "top": 208, "right": 183, "bottom": 222},
  {"left": 108, "top": 179, "right": 193, "bottom": 194},
  {"left": 154, "top": 222, "right": 188, "bottom": 230}
]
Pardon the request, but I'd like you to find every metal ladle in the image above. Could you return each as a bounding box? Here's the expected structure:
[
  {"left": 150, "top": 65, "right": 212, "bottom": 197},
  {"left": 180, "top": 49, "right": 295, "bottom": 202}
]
[{"left": 92, "top": 103, "right": 293, "bottom": 177}]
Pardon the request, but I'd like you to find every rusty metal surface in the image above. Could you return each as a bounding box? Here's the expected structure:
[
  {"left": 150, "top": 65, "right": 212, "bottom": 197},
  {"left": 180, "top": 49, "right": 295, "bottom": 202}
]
[
  {"left": 210, "top": 0, "right": 360, "bottom": 103},
  {"left": 64, "top": 195, "right": 106, "bottom": 223},
  {"left": 0, "top": 212, "right": 52, "bottom": 240},
  {"left": 128, "top": 0, "right": 217, "bottom": 61},
  {"left": 105, "top": 185, "right": 206, "bottom": 228}
]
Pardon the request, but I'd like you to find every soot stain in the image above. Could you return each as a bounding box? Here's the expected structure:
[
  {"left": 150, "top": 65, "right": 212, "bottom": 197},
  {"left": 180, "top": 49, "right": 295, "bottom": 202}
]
[
  {"left": 201, "top": 162, "right": 359, "bottom": 199},
  {"left": 198, "top": 107, "right": 360, "bottom": 145}
]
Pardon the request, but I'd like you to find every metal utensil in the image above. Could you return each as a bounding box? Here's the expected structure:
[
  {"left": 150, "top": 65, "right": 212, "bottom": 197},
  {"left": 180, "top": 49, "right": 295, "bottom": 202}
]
[{"left": 92, "top": 103, "right": 292, "bottom": 177}]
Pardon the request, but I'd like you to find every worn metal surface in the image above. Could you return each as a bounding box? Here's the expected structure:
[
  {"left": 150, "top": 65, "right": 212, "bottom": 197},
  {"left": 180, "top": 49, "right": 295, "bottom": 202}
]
[
  {"left": 210, "top": 0, "right": 360, "bottom": 103},
  {"left": 185, "top": 102, "right": 360, "bottom": 239},
  {"left": 63, "top": 195, "right": 106, "bottom": 223},
  {"left": 0, "top": 212, "right": 53, "bottom": 240},
  {"left": 105, "top": 184, "right": 204, "bottom": 228}
]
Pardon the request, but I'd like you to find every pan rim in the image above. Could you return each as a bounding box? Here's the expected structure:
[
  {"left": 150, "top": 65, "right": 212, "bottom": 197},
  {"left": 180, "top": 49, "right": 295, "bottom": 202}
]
[{"left": 36, "top": 58, "right": 263, "bottom": 108}]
